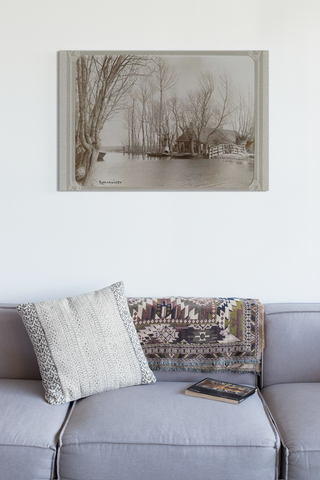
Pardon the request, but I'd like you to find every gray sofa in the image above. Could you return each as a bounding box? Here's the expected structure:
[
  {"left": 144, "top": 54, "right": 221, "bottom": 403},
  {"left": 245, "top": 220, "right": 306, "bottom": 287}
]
[{"left": 0, "top": 302, "right": 319, "bottom": 480}]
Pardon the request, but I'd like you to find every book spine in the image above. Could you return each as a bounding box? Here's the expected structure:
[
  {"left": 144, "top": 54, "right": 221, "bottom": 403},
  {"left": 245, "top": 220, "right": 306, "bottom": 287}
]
[{"left": 185, "top": 390, "right": 239, "bottom": 404}]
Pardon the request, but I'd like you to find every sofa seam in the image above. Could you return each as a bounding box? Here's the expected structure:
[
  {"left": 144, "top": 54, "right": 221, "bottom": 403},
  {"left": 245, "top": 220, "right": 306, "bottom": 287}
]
[
  {"left": 289, "top": 448, "right": 320, "bottom": 453},
  {"left": 60, "top": 441, "right": 276, "bottom": 448},
  {"left": 50, "top": 450, "right": 55, "bottom": 480},
  {"left": 56, "top": 400, "right": 77, "bottom": 480},
  {"left": 0, "top": 443, "right": 56, "bottom": 450},
  {"left": 257, "top": 389, "right": 281, "bottom": 480},
  {"left": 265, "top": 310, "right": 320, "bottom": 315},
  {"left": 261, "top": 389, "right": 290, "bottom": 480}
]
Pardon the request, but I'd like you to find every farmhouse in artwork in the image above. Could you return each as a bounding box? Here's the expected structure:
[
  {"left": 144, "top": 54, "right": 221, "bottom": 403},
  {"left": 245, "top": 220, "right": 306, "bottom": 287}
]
[{"left": 175, "top": 127, "right": 237, "bottom": 155}]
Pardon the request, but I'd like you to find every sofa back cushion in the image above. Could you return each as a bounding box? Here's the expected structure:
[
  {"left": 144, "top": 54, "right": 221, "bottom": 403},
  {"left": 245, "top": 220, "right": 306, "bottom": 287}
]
[
  {"left": 0, "top": 301, "right": 258, "bottom": 387},
  {"left": 0, "top": 304, "right": 41, "bottom": 380},
  {"left": 153, "top": 369, "right": 257, "bottom": 386},
  {"left": 262, "top": 303, "right": 320, "bottom": 388}
]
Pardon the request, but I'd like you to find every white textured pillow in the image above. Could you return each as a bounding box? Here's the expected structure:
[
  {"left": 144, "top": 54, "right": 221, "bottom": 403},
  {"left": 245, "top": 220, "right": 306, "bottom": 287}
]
[{"left": 17, "top": 281, "right": 156, "bottom": 404}]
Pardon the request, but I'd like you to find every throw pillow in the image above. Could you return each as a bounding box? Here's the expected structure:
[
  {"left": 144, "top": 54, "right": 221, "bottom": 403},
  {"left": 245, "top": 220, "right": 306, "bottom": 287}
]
[{"left": 17, "top": 281, "right": 156, "bottom": 405}]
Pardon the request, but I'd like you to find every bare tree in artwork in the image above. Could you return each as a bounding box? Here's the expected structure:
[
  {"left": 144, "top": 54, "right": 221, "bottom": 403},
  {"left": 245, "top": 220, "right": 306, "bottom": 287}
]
[
  {"left": 185, "top": 72, "right": 215, "bottom": 155},
  {"left": 203, "top": 72, "right": 235, "bottom": 144},
  {"left": 123, "top": 92, "right": 141, "bottom": 155},
  {"left": 166, "top": 94, "right": 184, "bottom": 144},
  {"left": 151, "top": 57, "right": 178, "bottom": 152},
  {"left": 231, "top": 90, "right": 255, "bottom": 146},
  {"left": 137, "top": 82, "right": 152, "bottom": 155},
  {"left": 75, "top": 55, "right": 150, "bottom": 184}
]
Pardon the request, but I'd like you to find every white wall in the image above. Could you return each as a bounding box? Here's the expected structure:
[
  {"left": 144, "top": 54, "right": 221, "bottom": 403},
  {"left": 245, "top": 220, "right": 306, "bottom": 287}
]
[{"left": 0, "top": 0, "right": 319, "bottom": 304}]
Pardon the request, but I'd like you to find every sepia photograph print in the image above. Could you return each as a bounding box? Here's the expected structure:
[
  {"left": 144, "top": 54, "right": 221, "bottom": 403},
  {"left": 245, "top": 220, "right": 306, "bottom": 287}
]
[{"left": 59, "top": 51, "right": 268, "bottom": 191}]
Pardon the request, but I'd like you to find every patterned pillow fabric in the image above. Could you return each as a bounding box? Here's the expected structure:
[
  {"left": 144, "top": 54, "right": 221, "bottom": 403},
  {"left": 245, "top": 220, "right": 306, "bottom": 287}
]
[
  {"left": 128, "top": 297, "right": 264, "bottom": 374},
  {"left": 17, "top": 282, "right": 156, "bottom": 405}
]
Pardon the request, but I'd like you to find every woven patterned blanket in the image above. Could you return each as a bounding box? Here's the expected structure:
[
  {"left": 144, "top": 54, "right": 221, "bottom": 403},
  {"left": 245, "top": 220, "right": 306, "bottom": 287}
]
[{"left": 128, "top": 297, "right": 264, "bottom": 374}]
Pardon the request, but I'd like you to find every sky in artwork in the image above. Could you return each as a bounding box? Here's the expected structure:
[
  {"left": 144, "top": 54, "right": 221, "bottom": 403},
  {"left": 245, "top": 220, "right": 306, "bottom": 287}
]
[{"left": 100, "top": 54, "right": 254, "bottom": 146}]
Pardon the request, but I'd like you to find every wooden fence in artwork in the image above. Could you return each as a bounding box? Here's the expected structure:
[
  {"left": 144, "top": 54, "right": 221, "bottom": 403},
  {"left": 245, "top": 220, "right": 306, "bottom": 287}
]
[{"left": 209, "top": 143, "right": 247, "bottom": 158}]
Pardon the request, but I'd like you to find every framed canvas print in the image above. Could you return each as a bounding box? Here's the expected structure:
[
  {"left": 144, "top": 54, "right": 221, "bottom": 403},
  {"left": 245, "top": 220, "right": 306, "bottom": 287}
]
[{"left": 59, "top": 51, "right": 268, "bottom": 191}]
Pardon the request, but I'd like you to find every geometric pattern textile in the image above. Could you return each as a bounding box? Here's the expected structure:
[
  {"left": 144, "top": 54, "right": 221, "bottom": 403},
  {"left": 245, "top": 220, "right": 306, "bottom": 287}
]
[
  {"left": 16, "top": 282, "right": 156, "bottom": 405},
  {"left": 128, "top": 297, "right": 264, "bottom": 374}
]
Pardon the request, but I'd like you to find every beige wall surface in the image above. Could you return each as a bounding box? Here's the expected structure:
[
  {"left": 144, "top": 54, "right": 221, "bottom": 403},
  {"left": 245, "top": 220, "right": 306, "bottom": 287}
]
[{"left": 0, "top": 0, "right": 319, "bottom": 303}]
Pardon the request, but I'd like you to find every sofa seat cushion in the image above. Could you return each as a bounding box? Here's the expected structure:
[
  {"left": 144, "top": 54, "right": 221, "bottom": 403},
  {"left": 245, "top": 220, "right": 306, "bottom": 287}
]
[
  {"left": 59, "top": 381, "right": 280, "bottom": 480},
  {"left": 0, "top": 379, "right": 71, "bottom": 480},
  {"left": 263, "top": 383, "right": 320, "bottom": 480}
]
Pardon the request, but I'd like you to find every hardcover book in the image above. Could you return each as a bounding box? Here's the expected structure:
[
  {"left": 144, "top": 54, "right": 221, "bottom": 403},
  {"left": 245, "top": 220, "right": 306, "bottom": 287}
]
[{"left": 185, "top": 378, "right": 256, "bottom": 405}]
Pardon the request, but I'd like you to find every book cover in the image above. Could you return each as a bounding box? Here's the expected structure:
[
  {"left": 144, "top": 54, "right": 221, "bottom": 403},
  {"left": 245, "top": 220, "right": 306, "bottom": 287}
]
[{"left": 185, "top": 378, "right": 256, "bottom": 405}]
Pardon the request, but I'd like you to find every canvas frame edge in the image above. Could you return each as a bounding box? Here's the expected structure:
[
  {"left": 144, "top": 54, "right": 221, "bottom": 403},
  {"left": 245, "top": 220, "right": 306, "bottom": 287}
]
[{"left": 58, "top": 50, "right": 269, "bottom": 192}]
